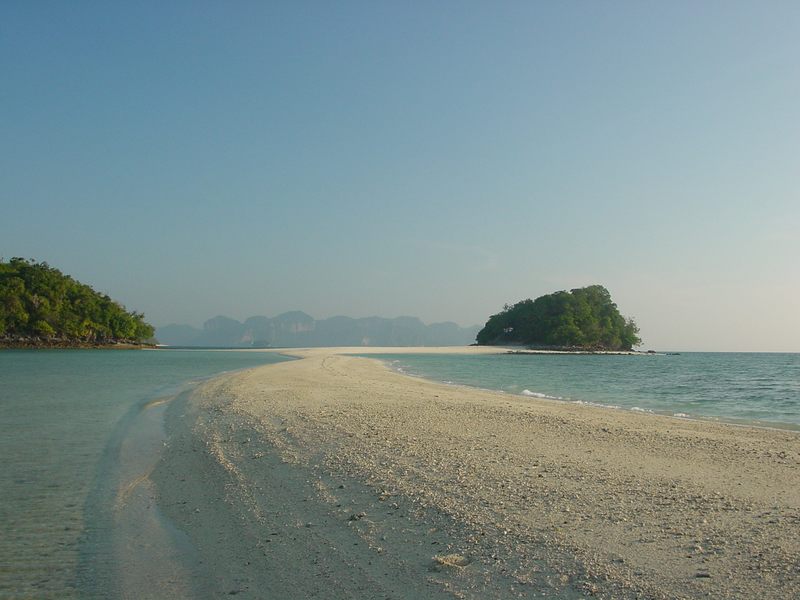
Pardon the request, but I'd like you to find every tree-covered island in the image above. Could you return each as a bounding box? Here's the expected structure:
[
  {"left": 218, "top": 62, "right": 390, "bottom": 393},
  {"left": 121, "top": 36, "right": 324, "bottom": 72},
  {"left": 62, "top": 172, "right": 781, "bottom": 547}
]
[
  {"left": 0, "top": 258, "right": 155, "bottom": 348},
  {"left": 477, "top": 285, "right": 641, "bottom": 351}
]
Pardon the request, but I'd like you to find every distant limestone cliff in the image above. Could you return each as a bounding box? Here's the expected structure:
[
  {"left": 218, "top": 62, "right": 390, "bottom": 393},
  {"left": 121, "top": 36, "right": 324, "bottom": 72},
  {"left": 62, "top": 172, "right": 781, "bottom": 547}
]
[{"left": 156, "top": 312, "right": 481, "bottom": 348}]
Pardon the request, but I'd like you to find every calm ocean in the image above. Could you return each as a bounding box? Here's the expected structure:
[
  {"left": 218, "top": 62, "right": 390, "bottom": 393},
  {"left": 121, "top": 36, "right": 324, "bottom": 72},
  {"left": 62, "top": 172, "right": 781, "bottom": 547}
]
[
  {"left": 373, "top": 352, "right": 800, "bottom": 429},
  {"left": 0, "top": 349, "right": 290, "bottom": 599}
]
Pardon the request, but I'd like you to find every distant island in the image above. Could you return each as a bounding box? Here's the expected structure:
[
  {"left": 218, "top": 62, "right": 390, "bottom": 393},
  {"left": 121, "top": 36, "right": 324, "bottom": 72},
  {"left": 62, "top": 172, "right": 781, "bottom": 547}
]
[
  {"left": 0, "top": 258, "right": 155, "bottom": 348},
  {"left": 477, "top": 285, "right": 641, "bottom": 351},
  {"left": 156, "top": 312, "right": 481, "bottom": 348}
]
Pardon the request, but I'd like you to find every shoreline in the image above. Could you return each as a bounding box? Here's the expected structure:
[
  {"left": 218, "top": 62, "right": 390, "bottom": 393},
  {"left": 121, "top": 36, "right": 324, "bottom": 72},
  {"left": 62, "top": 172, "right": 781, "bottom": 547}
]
[
  {"left": 0, "top": 339, "right": 155, "bottom": 350},
  {"left": 78, "top": 390, "right": 204, "bottom": 599},
  {"left": 152, "top": 347, "right": 800, "bottom": 598},
  {"left": 361, "top": 349, "right": 800, "bottom": 434},
  {"left": 375, "top": 356, "right": 800, "bottom": 435}
]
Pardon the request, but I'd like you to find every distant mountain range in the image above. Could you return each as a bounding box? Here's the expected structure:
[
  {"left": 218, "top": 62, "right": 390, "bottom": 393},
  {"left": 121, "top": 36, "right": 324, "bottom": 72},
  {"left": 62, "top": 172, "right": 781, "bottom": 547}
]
[{"left": 155, "top": 311, "right": 481, "bottom": 348}]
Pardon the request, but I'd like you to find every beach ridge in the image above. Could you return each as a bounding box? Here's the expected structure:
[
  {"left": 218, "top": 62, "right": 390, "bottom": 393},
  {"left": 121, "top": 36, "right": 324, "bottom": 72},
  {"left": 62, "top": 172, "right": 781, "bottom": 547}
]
[{"left": 152, "top": 347, "right": 800, "bottom": 599}]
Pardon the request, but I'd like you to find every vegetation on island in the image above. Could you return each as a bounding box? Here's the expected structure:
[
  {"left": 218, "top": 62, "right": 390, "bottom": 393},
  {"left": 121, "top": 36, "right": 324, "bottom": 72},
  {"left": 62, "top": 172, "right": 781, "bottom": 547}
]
[
  {"left": 0, "top": 258, "right": 155, "bottom": 347},
  {"left": 476, "top": 285, "right": 641, "bottom": 351}
]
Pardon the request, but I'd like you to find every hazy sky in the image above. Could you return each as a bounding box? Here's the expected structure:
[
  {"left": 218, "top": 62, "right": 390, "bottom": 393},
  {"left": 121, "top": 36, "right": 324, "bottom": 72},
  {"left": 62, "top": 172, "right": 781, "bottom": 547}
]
[{"left": 2, "top": 2, "right": 799, "bottom": 351}]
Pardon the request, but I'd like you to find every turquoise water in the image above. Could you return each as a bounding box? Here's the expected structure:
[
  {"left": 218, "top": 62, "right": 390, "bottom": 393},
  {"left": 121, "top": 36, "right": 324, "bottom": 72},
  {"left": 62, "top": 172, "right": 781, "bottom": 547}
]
[
  {"left": 373, "top": 352, "right": 800, "bottom": 429},
  {"left": 0, "top": 349, "right": 289, "bottom": 599}
]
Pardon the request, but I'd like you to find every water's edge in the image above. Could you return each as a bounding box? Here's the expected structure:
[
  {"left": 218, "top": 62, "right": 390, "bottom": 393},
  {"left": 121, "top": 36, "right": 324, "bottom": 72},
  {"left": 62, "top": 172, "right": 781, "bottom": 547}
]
[
  {"left": 372, "top": 354, "right": 800, "bottom": 434},
  {"left": 76, "top": 386, "right": 206, "bottom": 599}
]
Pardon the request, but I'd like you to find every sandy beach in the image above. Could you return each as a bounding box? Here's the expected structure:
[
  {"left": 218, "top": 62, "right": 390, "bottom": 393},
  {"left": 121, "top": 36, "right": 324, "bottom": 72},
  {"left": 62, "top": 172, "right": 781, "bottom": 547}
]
[{"left": 152, "top": 347, "right": 800, "bottom": 599}]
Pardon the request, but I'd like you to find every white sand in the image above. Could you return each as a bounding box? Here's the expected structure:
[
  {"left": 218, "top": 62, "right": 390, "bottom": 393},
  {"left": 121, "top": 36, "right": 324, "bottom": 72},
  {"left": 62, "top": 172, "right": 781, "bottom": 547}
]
[{"left": 152, "top": 347, "right": 800, "bottom": 599}]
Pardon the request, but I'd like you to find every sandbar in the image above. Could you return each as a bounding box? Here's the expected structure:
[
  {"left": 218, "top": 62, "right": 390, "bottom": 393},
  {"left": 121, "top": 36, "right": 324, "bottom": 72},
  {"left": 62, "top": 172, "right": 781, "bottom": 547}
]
[{"left": 152, "top": 347, "right": 800, "bottom": 598}]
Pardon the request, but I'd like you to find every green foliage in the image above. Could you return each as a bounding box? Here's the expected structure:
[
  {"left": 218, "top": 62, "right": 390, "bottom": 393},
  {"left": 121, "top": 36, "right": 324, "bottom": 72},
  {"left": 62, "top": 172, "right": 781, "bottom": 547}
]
[
  {"left": 0, "top": 258, "right": 155, "bottom": 343},
  {"left": 476, "top": 285, "right": 641, "bottom": 351},
  {"left": 33, "top": 320, "right": 56, "bottom": 337}
]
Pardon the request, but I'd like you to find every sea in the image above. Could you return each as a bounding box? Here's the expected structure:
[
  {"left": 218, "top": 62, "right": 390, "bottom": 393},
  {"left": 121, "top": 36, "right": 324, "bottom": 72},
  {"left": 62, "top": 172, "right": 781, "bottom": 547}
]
[
  {"left": 2, "top": 349, "right": 799, "bottom": 598},
  {"left": 373, "top": 352, "right": 800, "bottom": 430},
  {"left": 0, "top": 349, "right": 290, "bottom": 600}
]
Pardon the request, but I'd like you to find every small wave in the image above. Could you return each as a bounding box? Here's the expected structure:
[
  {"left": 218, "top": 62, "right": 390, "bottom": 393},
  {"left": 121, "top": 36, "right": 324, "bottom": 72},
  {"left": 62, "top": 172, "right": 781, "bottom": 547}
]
[
  {"left": 574, "top": 399, "right": 621, "bottom": 410},
  {"left": 521, "top": 389, "right": 564, "bottom": 400},
  {"left": 673, "top": 412, "right": 690, "bottom": 418},
  {"left": 631, "top": 406, "right": 654, "bottom": 413}
]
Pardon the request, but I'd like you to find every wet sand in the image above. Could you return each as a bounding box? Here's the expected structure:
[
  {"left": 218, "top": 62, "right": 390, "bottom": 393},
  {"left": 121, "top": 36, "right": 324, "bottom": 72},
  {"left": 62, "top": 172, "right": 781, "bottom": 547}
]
[{"left": 152, "top": 347, "right": 800, "bottom": 599}]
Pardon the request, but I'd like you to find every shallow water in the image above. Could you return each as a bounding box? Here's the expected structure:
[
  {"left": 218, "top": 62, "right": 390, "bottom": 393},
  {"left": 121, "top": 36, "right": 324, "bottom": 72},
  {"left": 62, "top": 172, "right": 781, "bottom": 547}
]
[
  {"left": 371, "top": 352, "right": 800, "bottom": 429},
  {"left": 0, "top": 349, "right": 289, "bottom": 599}
]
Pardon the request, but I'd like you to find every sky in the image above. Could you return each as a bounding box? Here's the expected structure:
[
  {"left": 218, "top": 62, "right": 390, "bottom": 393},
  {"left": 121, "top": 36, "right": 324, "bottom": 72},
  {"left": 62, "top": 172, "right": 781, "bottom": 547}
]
[{"left": 2, "top": 1, "right": 799, "bottom": 351}]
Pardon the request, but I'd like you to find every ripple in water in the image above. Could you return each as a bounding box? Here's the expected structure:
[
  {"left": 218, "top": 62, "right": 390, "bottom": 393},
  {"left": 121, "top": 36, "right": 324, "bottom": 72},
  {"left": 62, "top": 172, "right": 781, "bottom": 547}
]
[
  {"left": 371, "top": 352, "right": 800, "bottom": 429},
  {"left": 0, "top": 349, "right": 290, "bottom": 598}
]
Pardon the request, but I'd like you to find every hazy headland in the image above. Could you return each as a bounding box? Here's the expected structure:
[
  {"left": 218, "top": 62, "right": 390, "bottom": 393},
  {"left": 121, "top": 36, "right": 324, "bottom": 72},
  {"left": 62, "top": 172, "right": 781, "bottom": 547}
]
[{"left": 156, "top": 312, "right": 481, "bottom": 348}]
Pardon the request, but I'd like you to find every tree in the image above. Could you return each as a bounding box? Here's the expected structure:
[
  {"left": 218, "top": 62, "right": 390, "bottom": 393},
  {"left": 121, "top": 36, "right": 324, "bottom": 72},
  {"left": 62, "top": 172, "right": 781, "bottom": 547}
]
[
  {"left": 476, "top": 285, "right": 642, "bottom": 350},
  {"left": 0, "top": 258, "right": 155, "bottom": 344}
]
